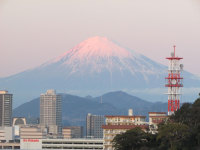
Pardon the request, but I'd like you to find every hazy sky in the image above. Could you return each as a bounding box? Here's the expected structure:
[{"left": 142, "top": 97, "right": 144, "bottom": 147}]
[{"left": 0, "top": 0, "right": 200, "bottom": 77}]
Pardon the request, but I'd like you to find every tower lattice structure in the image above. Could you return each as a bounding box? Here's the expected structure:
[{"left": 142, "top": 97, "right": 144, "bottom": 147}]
[{"left": 165, "top": 46, "right": 183, "bottom": 115}]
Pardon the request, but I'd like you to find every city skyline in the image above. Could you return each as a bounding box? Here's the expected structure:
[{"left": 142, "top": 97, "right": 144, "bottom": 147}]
[{"left": 0, "top": 0, "right": 200, "bottom": 77}]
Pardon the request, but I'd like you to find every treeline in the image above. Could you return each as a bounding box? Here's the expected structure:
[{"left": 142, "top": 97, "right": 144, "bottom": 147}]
[{"left": 112, "top": 97, "right": 200, "bottom": 150}]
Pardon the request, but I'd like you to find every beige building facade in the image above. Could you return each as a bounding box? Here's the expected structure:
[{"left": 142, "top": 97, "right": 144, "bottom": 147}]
[
  {"left": 102, "top": 115, "right": 148, "bottom": 150},
  {"left": 19, "top": 125, "right": 47, "bottom": 139}
]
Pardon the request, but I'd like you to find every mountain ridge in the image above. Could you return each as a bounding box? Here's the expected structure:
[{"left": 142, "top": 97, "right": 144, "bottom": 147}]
[{"left": 13, "top": 91, "right": 167, "bottom": 126}]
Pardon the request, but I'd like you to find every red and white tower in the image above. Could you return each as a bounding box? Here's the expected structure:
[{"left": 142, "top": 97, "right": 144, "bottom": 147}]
[{"left": 165, "top": 46, "right": 183, "bottom": 115}]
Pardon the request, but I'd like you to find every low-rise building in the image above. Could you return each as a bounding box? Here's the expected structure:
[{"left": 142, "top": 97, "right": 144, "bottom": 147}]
[
  {"left": 20, "top": 138, "right": 103, "bottom": 149},
  {"left": 63, "top": 126, "right": 83, "bottom": 139},
  {"left": 19, "top": 125, "right": 47, "bottom": 139}
]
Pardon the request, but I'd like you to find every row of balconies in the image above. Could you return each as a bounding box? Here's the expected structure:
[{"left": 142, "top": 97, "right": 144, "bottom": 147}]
[
  {"left": 104, "top": 130, "right": 124, "bottom": 134},
  {"left": 106, "top": 119, "right": 141, "bottom": 122}
]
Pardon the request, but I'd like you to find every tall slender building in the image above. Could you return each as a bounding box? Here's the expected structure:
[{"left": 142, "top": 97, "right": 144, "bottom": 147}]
[
  {"left": 40, "top": 89, "right": 62, "bottom": 135},
  {"left": 86, "top": 113, "right": 104, "bottom": 138},
  {"left": 0, "top": 91, "right": 12, "bottom": 126}
]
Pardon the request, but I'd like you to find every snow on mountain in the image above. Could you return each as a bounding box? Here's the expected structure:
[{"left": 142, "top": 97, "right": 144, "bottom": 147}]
[
  {"left": 0, "top": 36, "right": 199, "bottom": 106},
  {"left": 41, "top": 36, "right": 165, "bottom": 80}
]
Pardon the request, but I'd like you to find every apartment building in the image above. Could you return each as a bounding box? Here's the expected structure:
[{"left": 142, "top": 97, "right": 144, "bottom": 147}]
[{"left": 102, "top": 109, "right": 148, "bottom": 150}]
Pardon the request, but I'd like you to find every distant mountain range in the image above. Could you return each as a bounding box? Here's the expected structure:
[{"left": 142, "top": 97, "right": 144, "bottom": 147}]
[
  {"left": 0, "top": 36, "right": 199, "bottom": 106},
  {"left": 13, "top": 91, "right": 167, "bottom": 127}
]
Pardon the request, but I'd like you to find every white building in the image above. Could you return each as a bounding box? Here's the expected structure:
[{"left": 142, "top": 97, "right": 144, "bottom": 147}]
[{"left": 20, "top": 138, "right": 103, "bottom": 149}]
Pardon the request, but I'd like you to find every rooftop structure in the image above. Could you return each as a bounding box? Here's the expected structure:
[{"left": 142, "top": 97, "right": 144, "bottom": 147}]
[{"left": 12, "top": 118, "right": 26, "bottom": 126}]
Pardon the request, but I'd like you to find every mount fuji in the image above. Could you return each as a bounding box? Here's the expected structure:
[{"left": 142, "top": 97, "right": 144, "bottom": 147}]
[{"left": 0, "top": 36, "right": 199, "bottom": 106}]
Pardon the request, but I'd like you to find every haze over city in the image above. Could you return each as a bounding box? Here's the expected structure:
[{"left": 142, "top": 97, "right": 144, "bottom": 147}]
[{"left": 0, "top": 0, "right": 200, "bottom": 78}]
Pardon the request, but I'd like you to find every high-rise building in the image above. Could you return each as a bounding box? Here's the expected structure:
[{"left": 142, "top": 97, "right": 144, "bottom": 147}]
[
  {"left": 0, "top": 90, "right": 12, "bottom": 126},
  {"left": 40, "top": 89, "right": 62, "bottom": 135},
  {"left": 86, "top": 113, "right": 104, "bottom": 138}
]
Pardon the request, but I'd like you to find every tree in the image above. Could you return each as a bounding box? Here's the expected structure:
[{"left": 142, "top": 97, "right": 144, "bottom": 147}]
[
  {"left": 157, "top": 123, "right": 190, "bottom": 150},
  {"left": 112, "top": 127, "right": 158, "bottom": 150},
  {"left": 170, "top": 97, "right": 200, "bottom": 148},
  {"left": 171, "top": 98, "right": 200, "bottom": 127}
]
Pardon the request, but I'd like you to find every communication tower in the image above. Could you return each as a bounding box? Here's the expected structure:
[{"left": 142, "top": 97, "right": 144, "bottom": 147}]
[{"left": 165, "top": 46, "right": 183, "bottom": 115}]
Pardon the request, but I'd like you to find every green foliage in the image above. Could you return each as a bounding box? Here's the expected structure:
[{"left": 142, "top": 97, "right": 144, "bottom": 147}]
[
  {"left": 112, "top": 127, "right": 158, "bottom": 150},
  {"left": 170, "top": 97, "right": 200, "bottom": 148},
  {"left": 157, "top": 123, "right": 190, "bottom": 149}
]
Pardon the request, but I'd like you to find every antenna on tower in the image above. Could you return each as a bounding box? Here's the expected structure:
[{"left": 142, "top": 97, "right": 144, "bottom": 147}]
[
  {"left": 166, "top": 46, "right": 183, "bottom": 115},
  {"left": 173, "top": 45, "right": 176, "bottom": 57}
]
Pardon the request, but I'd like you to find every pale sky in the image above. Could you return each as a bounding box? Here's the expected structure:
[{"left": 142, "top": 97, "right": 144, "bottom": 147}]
[{"left": 0, "top": 0, "right": 200, "bottom": 77}]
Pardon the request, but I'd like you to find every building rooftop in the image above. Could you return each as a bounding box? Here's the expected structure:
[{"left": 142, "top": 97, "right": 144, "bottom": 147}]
[
  {"left": 105, "top": 115, "right": 146, "bottom": 118},
  {"left": 102, "top": 125, "right": 148, "bottom": 129},
  {"left": 0, "top": 90, "right": 8, "bottom": 94},
  {"left": 150, "top": 116, "right": 169, "bottom": 118},
  {"left": 148, "top": 112, "right": 167, "bottom": 114}
]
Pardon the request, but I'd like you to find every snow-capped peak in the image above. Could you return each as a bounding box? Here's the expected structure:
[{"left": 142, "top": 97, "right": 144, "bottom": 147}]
[
  {"left": 42, "top": 36, "right": 165, "bottom": 79},
  {"left": 54, "top": 36, "right": 136, "bottom": 62}
]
